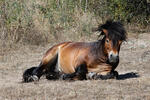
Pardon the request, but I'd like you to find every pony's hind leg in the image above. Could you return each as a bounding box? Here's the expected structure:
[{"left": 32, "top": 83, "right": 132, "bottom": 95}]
[
  {"left": 30, "top": 56, "right": 58, "bottom": 81},
  {"left": 61, "top": 64, "right": 88, "bottom": 80},
  {"left": 23, "top": 46, "right": 60, "bottom": 82},
  {"left": 23, "top": 61, "right": 58, "bottom": 82},
  {"left": 23, "top": 66, "right": 39, "bottom": 82},
  {"left": 22, "top": 64, "right": 46, "bottom": 83},
  {"left": 22, "top": 56, "right": 58, "bottom": 82},
  {"left": 22, "top": 42, "right": 71, "bottom": 82}
]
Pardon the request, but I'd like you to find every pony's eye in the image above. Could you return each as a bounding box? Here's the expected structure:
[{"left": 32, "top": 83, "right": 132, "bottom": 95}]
[{"left": 106, "top": 39, "right": 109, "bottom": 43}]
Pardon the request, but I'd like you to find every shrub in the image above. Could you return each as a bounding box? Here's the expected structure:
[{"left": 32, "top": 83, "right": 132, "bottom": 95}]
[{"left": 107, "top": 0, "right": 150, "bottom": 25}]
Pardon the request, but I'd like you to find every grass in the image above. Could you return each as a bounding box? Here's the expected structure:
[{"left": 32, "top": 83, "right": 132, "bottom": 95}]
[
  {"left": 0, "top": 0, "right": 98, "bottom": 46},
  {"left": 0, "top": 35, "right": 150, "bottom": 100},
  {"left": 0, "top": 1, "right": 150, "bottom": 100},
  {"left": 0, "top": 0, "right": 149, "bottom": 47}
]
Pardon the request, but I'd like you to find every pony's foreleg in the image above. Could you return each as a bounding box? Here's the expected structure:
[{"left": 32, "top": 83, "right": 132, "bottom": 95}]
[
  {"left": 61, "top": 64, "right": 88, "bottom": 80},
  {"left": 91, "top": 70, "right": 119, "bottom": 80}
]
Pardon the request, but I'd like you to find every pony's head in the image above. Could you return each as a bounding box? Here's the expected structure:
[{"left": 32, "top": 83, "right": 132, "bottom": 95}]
[{"left": 98, "top": 20, "right": 127, "bottom": 63}]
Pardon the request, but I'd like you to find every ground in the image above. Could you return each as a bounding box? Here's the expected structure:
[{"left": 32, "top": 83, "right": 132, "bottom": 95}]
[{"left": 0, "top": 33, "right": 150, "bottom": 100}]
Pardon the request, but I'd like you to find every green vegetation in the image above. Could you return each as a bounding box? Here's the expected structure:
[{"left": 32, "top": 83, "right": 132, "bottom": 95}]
[
  {"left": 107, "top": 0, "right": 150, "bottom": 25},
  {"left": 0, "top": 0, "right": 149, "bottom": 45}
]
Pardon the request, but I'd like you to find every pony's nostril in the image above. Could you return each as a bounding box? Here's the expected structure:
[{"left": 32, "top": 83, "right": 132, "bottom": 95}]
[
  {"left": 116, "top": 56, "right": 119, "bottom": 61},
  {"left": 109, "top": 54, "right": 119, "bottom": 63},
  {"left": 110, "top": 54, "right": 113, "bottom": 57},
  {"left": 116, "top": 55, "right": 119, "bottom": 59}
]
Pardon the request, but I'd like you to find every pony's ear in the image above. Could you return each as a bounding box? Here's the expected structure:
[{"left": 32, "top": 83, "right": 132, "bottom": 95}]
[{"left": 102, "top": 29, "right": 108, "bottom": 36}]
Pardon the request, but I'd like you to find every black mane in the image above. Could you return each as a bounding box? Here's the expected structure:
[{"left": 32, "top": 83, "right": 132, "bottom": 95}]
[{"left": 98, "top": 20, "right": 127, "bottom": 41}]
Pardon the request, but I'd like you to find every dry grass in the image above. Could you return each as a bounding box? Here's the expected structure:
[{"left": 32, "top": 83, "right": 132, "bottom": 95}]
[
  {"left": 0, "top": 32, "right": 150, "bottom": 100},
  {"left": 1, "top": 0, "right": 149, "bottom": 47},
  {"left": 0, "top": 0, "right": 150, "bottom": 100},
  {"left": 0, "top": 0, "right": 99, "bottom": 47}
]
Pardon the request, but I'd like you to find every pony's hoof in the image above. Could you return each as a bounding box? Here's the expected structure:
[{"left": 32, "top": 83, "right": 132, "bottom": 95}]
[
  {"left": 31, "top": 75, "right": 39, "bottom": 81},
  {"left": 46, "top": 74, "right": 54, "bottom": 80},
  {"left": 113, "top": 71, "right": 119, "bottom": 79},
  {"left": 87, "top": 72, "right": 97, "bottom": 80},
  {"left": 60, "top": 74, "right": 71, "bottom": 80},
  {"left": 23, "top": 67, "right": 39, "bottom": 82},
  {"left": 60, "top": 74, "right": 67, "bottom": 80},
  {"left": 23, "top": 75, "right": 39, "bottom": 82}
]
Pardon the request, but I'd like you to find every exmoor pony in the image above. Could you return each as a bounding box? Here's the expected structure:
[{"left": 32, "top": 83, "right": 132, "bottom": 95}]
[{"left": 23, "top": 20, "right": 127, "bottom": 82}]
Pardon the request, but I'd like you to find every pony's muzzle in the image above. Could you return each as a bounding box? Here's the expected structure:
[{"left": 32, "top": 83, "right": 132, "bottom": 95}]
[{"left": 108, "top": 52, "right": 119, "bottom": 63}]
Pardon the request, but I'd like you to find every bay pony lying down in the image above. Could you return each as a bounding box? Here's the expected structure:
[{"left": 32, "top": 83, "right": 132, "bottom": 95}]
[{"left": 23, "top": 20, "right": 127, "bottom": 82}]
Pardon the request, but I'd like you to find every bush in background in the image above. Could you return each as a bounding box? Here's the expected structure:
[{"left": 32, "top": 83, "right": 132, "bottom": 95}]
[
  {"left": 107, "top": 0, "right": 150, "bottom": 25},
  {"left": 0, "top": 0, "right": 149, "bottom": 46}
]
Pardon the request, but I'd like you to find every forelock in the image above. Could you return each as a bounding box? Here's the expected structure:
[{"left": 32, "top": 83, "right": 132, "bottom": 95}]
[{"left": 98, "top": 20, "right": 127, "bottom": 41}]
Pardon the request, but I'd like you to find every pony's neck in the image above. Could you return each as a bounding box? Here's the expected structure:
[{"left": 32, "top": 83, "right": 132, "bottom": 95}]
[{"left": 97, "top": 37, "right": 108, "bottom": 62}]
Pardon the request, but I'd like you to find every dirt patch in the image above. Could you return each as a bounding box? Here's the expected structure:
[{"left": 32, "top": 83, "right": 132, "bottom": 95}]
[{"left": 0, "top": 33, "right": 150, "bottom": 100}]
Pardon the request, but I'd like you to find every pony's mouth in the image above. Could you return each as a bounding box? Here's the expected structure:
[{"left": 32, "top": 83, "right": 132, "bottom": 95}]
[
  {"left": 108, "top": 55, "right": 119, "bottom": 63},
  {"left": 108, "top": 51, "right": 119, "bottom": 63}
]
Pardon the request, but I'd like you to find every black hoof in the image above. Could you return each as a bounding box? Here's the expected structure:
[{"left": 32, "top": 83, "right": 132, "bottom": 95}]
[
  {"left": 46, "top": 72, "right": 60, "bottom": 80},
  {"left": 113, "top": 71, "right": 119, "bottom": 79},
  {"left": 87, "top": 72, "right": 97, "bottom": 79},
  {"left": 23, "top": 67, "right": 39, "bottom": 82},
  {"left": 60, "top": 74, "right": 73, "bottom": 80},
  {"left": 60, "top": 74, "right": 69, "bottom": 80}
]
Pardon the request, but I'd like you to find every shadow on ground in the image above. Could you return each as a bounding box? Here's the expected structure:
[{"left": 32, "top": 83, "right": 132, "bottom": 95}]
[{"left": 117, "top": 72, "right": 140, "bottom": 80}]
